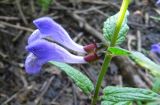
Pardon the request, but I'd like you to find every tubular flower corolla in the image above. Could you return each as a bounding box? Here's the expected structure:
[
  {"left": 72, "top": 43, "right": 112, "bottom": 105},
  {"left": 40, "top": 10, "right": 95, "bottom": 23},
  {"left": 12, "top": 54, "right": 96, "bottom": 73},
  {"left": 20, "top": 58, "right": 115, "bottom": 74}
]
[
  {"left": 31, "top": 17, "right": 97, "bottom": 53},
  {"left": 25, "top": 17, "right": 99, "bottom": 74}
]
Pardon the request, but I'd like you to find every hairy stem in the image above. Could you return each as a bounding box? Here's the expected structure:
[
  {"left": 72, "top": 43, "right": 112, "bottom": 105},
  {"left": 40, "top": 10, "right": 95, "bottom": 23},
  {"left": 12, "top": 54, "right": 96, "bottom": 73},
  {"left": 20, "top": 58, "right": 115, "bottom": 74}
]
[{"left": 91, "top": 0, "right": 130, "bottom": 105}]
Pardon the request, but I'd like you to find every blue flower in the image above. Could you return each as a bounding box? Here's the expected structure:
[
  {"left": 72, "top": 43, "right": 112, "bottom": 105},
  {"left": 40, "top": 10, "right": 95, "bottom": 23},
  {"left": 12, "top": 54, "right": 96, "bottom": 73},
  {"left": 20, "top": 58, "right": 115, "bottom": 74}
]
[
  {"left": 157, "top": 0, "right": 160, "bottom": 4},
  {"left": 25, "top": 39, "right": 88, "bottom": 74},
  {"left": 150, "top": 43, "right": 160, "bottom": 63},
  {"left": 151, "top": 43, "right": 160, "bottom": 54},
  {"left": 30, "top": 17, "right": 96, "bottom": 53},
  {"left": 25, "top": 17, "right": 99, "bottom": 74}
]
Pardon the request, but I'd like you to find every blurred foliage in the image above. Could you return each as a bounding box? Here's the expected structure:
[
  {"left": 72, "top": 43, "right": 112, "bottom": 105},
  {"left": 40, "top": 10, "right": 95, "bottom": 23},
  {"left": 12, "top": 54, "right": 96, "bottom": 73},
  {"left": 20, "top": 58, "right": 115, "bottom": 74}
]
[
  {"left": 150, "top": 16, "right": 160, "bottom": 21},
  {"left": 37, "top": 0, "right": 54, "bottom": 11},
  {"left": 152, "top": 77, "right": 160, "bottom": 93},
  {"left": 129, "top": 51, "right": 160, "bottom": 77}
]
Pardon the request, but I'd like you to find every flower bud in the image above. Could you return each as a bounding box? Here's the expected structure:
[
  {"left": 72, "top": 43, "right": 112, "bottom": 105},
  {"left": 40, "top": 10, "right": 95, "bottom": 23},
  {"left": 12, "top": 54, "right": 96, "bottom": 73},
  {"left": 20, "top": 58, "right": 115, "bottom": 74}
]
[{"left": 84, "top": 53, "right": 99, "bottom": 62}]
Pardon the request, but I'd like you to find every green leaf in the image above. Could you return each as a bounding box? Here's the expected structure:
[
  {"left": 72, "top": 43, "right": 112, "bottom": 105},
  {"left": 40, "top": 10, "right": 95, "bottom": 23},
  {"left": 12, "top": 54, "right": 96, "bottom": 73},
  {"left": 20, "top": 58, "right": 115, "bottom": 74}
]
[
  {"left": 103, "top": 11, "right": 129, "bottom": 45},
  {"left": 101, "top": 101, "right": 115, "bottom": 105},
  {"left": 146, "top": 100, "right": 160, "bottom": 105},
  {"left": 150, "top": 16, "right": 160, "bottom": 21},
  {"left": 38, "top": 0, "right": 54, "bottom": 11},
  {"left": 101, "top": 101, "right": 132, "bottom": 105},
  {"left": 152, "top": 77, "right": 160, "bottom": 93},
  {"left": 49, "top": 61, "right": 94, "bottom": 94},
  {"left": 129, "top": 51, "right": 160, "bottom": 77},
  {"left": 108, "top": 47, "right": 130, "bottom": 56},
  {"left": 102, "top": 86, "right": 159, "bottom": 102}
]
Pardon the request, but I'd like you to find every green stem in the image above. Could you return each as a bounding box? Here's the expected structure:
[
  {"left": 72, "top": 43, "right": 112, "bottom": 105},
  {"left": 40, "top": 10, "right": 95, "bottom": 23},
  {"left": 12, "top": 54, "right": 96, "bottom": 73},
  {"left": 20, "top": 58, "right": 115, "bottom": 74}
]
[
  {"left": 111, "top": 0, "right": 130, "bottom": 47},
  {"left": 91, "top": 0, "right": 130, "bottom": 105},
  {"left": 91, "top": 54, "right": 112, "bottom": 105}
]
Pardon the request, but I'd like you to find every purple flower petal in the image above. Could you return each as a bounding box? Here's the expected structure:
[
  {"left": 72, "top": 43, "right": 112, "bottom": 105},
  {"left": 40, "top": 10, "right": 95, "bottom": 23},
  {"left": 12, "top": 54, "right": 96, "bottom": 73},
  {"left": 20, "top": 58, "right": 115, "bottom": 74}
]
[
  {"left": 28, "top": 29, "right": 41, "bottom": 44},
  {"left": 33, "top": 17, "right": 86, "bottom": 53},
  {"left": 151, "top": 43, "right": 160, "bottom": 54},
  {"left": 25, "top": 53, "right": 42, "bottom": 74},
  {"left": 25, "top": 39, "right": 86, "bottom": 74},
  {"left": 157, "top": 0, "right": 160, "bottom": 4}
]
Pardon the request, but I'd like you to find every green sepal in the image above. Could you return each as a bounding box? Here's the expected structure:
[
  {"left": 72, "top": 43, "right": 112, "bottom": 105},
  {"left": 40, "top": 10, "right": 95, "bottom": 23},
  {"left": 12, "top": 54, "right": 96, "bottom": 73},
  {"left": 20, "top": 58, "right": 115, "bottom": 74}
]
[
  {"left": 108, "top": 47, "right": 130, "bottom": 56},
  {"left": 102, "top": 86, "right": 159, "bottom": 102},
  {"left": 49, "top": 61, "right": 94, "bottom": 94},
  {"left": 103, "top": 11, "right": 129, "bottom": 45},
  {"left": 129, "top": 51, "right": 160, "bottom": 77}
]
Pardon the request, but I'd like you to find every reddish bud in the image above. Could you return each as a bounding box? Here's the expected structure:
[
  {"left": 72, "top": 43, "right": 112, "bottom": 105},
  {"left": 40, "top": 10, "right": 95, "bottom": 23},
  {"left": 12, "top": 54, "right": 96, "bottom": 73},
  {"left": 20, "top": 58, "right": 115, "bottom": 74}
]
[
  {"left": 84, "top": 43, "right": 97, "bottom": 52},
  {"left": 84, "top": 53, "right": 99, "bottom": 62}
]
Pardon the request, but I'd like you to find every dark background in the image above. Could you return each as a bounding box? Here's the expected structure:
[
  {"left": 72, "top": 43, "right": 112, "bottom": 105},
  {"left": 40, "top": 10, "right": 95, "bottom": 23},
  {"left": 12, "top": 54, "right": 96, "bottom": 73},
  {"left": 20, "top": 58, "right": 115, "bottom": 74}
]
[{"left": 0, "top": 0, "right": 160, "bottom": 105}]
